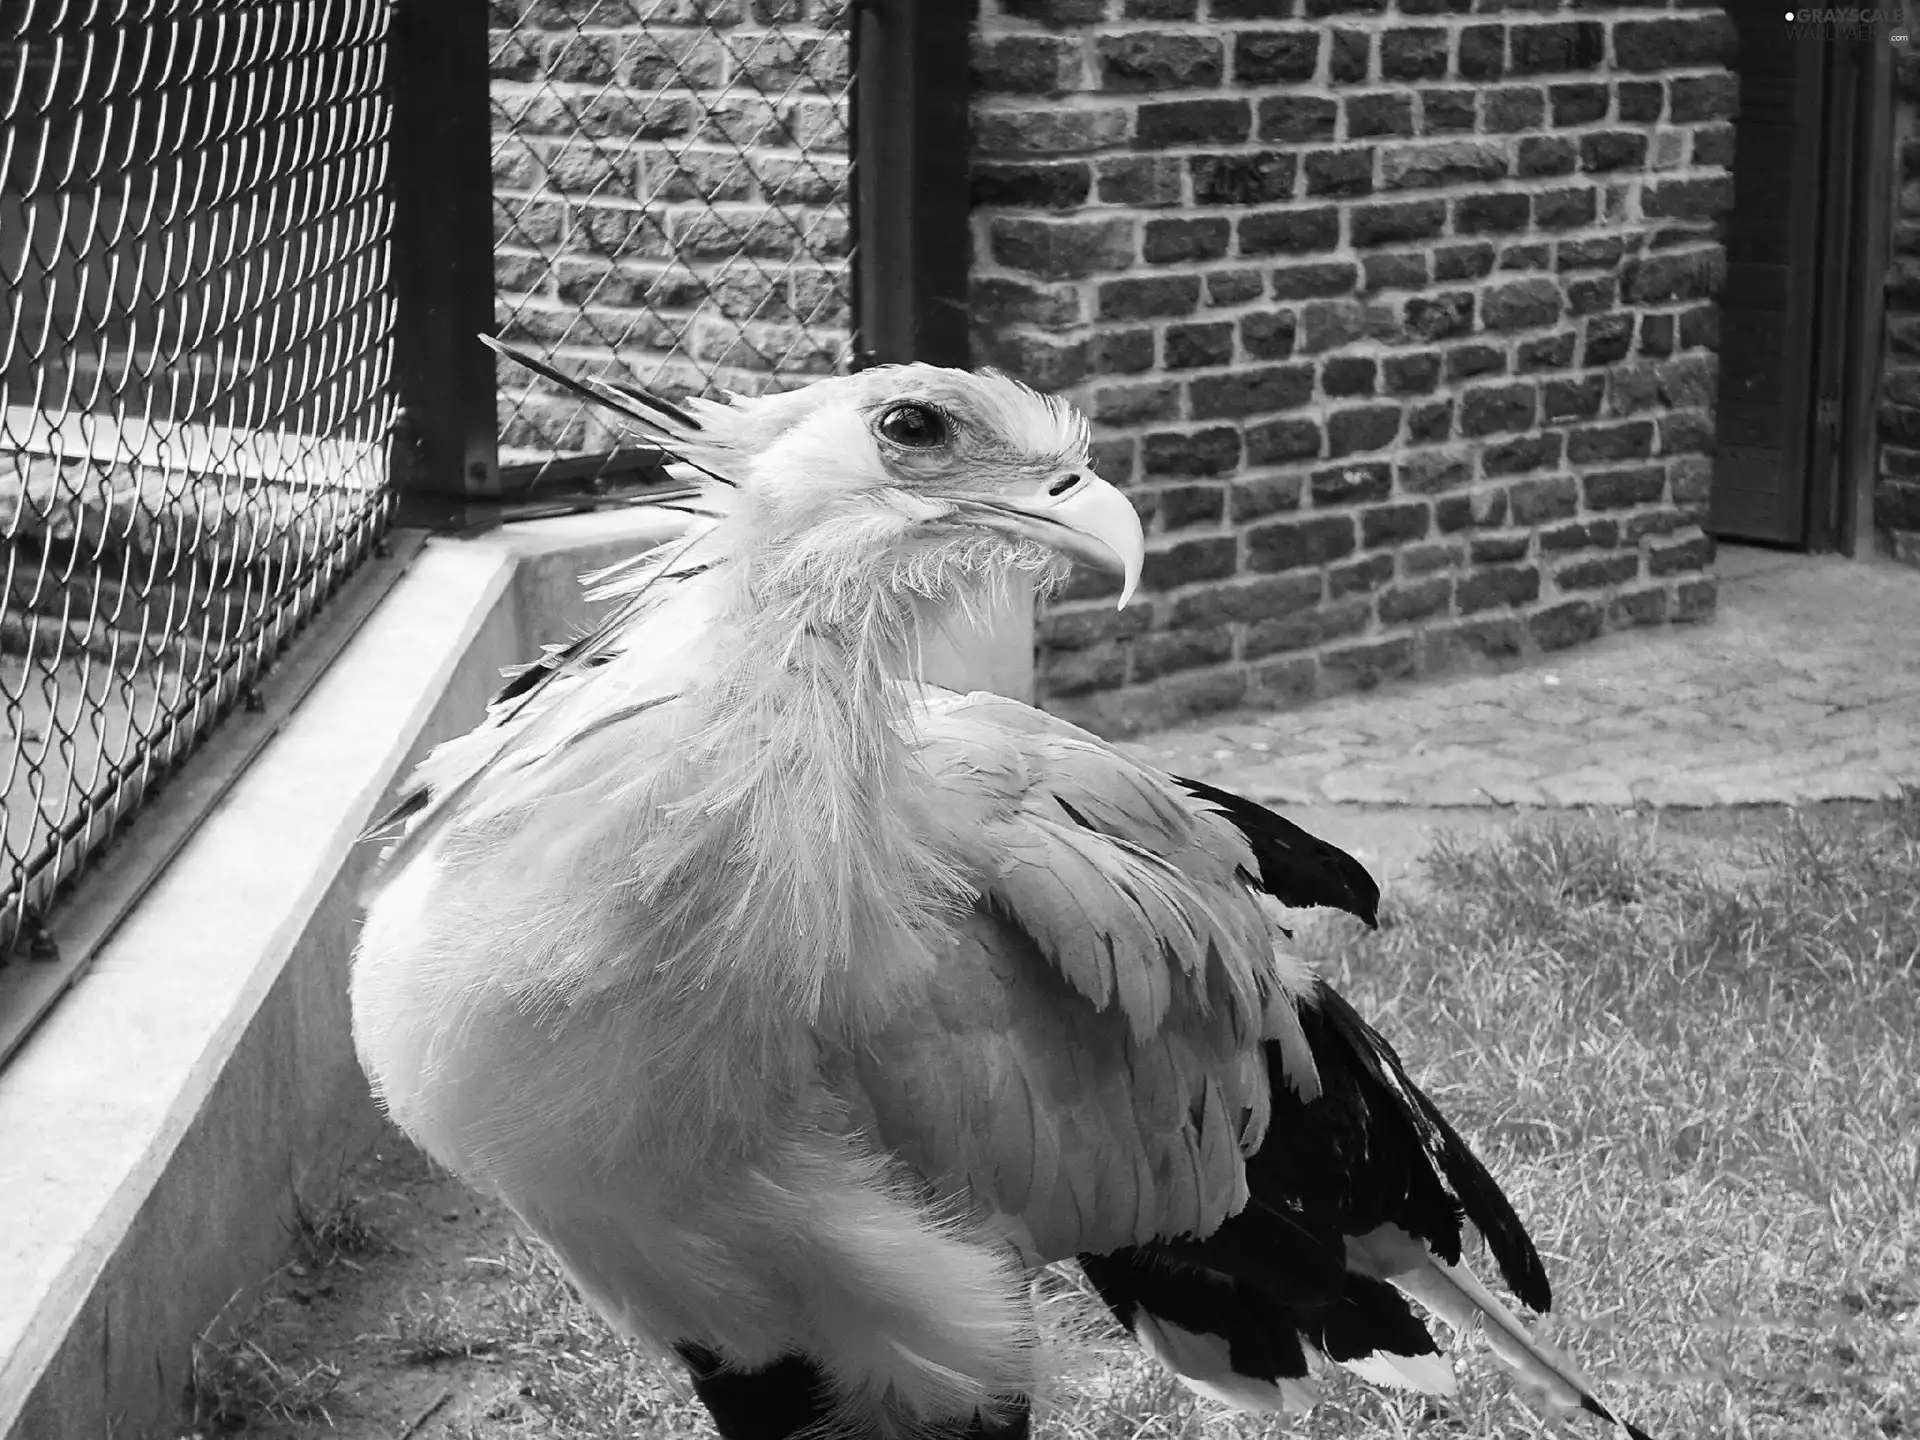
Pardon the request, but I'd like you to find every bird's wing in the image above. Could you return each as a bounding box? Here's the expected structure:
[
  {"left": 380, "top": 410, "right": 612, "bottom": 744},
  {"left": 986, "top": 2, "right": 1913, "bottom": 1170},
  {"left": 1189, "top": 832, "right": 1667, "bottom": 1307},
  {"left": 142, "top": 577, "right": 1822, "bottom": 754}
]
[{"left": 844, "top": 689, "right": 1330, "bottom": 1260}]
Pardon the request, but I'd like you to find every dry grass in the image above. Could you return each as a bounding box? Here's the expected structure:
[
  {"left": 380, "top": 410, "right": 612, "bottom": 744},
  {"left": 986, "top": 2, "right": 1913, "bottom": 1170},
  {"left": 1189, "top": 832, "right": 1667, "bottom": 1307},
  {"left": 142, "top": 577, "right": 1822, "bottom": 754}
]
[{"left": 182, "top": 802, "right": 1920, "bottom": 1439}]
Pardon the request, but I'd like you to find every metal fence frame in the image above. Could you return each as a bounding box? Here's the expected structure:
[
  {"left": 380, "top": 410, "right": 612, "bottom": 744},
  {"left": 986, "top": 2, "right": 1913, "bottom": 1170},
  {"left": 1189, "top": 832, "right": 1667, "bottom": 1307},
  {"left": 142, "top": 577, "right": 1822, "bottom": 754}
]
[{"left": 0, "top": 0, "right": 972, "bottom": 1066}]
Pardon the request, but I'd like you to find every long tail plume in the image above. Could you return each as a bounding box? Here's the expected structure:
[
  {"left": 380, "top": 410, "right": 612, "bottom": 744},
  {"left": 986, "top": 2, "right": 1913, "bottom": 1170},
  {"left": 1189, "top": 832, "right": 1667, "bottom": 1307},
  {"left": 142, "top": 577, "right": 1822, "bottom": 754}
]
[{"left": 1353, "top": 1226, "right": 1652, "bottom": 1440}]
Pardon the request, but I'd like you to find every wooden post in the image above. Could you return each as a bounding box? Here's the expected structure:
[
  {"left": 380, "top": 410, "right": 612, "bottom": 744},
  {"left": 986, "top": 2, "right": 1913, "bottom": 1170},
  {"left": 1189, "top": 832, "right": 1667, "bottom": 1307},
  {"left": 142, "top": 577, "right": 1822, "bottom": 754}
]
[{"left": 388, "top": 0, "right": 501, "bottom": 529}]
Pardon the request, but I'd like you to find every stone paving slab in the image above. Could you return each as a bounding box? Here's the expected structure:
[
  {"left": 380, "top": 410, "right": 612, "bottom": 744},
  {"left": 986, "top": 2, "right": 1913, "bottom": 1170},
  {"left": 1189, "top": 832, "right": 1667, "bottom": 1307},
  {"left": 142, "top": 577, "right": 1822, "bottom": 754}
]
[{"left": 1122, "top": 547, "right": 1920, "bottom": 810}]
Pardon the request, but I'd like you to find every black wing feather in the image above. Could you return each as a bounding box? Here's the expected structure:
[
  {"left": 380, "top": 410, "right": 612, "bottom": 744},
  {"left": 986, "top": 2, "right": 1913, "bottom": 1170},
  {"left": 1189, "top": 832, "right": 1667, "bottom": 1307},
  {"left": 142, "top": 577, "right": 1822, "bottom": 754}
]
[{"left": 1171, "top": 776, "right": 1381, "bottom": 928}]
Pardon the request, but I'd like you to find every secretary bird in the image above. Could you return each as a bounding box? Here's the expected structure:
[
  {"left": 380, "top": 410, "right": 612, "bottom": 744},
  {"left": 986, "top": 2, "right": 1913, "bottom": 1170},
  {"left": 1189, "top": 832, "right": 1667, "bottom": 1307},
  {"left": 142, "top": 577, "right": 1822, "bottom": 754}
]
[{"left": 351, "top": 342, "right": 1651, "bottom": 1440}]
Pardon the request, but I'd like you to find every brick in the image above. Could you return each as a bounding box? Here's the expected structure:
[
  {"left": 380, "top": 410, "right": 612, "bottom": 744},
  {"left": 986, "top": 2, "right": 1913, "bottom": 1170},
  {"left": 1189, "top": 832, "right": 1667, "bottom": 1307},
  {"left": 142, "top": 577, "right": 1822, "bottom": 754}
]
[
  {"left": 1534, "top": 187, "right": 1598, "bottom": 230},
  {"left": 1542, "top": 375, "right": 1606, "bottom": 422},
  {"left": 1613, "top": 15, "right": 1736, "bottom": 72},
  {"left": 1508, "top": 475, "right": 1578, "bottom": 524},
  {"left": 1674, "top": 578, "right": 1717, "bottom": 622},
  {"left": 1305, "top": 148, "right": 1376, "bottom": 198},
  {"left": 1363, "top": 252, "right": 1429, "bottom": 291},
  {"left": 1330, "top": 29, "right": 1372, "bottom": 82},
  {"left": 1327, "top": 406, "right": 1402, "bottom": 456},
  {"left": 1246, "top": 514, "right": 1358, "bottom": 571},
  {"left": 1040, "top": 645, "right": 1129, "bottom": 696},
  {"left": 1384, "top": 352, "right": 1442, "bottom": 394},
  {"left": 1643, "top": 177, "right": 1737, "bottom": 223},
  {"left": 1300, "top": 299, "right": 1368, "bottom": 352},
  {"left": 1658, "top": 353, "right": 1717, "bottom": 408},
  {"left": 1693, "top": 124, "right": 1736, "bottom": 169},
  {"left": 1193, "top": 151, "right": 1298, "bottom": 205},
  {"left": 1207, "top": 269, "right": 1266, "bottom": 306},
  {"left": 1482, "top": 277, "right": 1562, "bottom": 332},
  {"left": 1483, "top": 432, "right": 1563, "bottom": 475},
  {"left": 1462, "top": 383, "right": 1536, "bottom": 437},
  {"left": 1457, "top": 24, "right": 1505, "bottom": 81},
  {"left": 1471, "top": 534, "right": 1530, "bottom": 564},
  {"left": 1517, "top": 136, "right": 1578, "bottom": 178},
  {"left": 1509, "top": 21, "right": 1603, "bottom": 73},
  {"left": 1540, "top": 517, "right": 1618, "bottom": 552},
  {"left": 1582, "top": 313, "right": 1634, "bottom": 366},
  {"left": 1003, "top": 0, "right": 1110, "bottom": 23},
  {"left": 1137, "top": 99, "right": 1252, "bottom": 146},
  {"left": 1557, "top": 236, "right": 1629, "bottom": 271},
  {"left": 1567, "top": 420, "right": 1655, "bottom": 464},
  {"left": 1250, "top": 656, "right": 1320, "bottom": 704},
  {"left": 1617, "top": 80, "right": 1664, "bottom": 124},
  {"left": 1235, "top": 29, "right": 1322, "bottom": 83},
  {"left": 1145, "top": 427, "right": 1243, "bottom": 478},
  {"left": 1639, "top": 313, "right": 1676, "bottom": 357},
  {"left": 1431, "top": 615, "right": 1526, "bottom": 661},
  {"left": 1408, "top": 399, "right": 1454, "bottom": 443},
  {"left": 1259, "top": 96, "right": 1339, "bottom": 143},
  {"left": 1456, "top": 564, "right": 1541, "bottom": 614},
  {"left": 1500, "top": 243, "right": 1551, "bottom": 272},
  {"left": 1582, "top": 466, "right": 1666, "bottom": 509},
  {"left": 1242, "top": 310, "right": 1300, "bottom": 359},
  {"left": 991, "top": 217, "right": 1136, "bottom": 279},
  {"left": 1098, "top": 32, "right": 1224, "bottom": 89},
  {"left": 1099, "top": 275, "right": 1202, "bottom": 319},
  {"left": 1323, "top": 356, "right": 1378, "bottom": 396},
  {"left": 1241, "top": 208, "right": 1341, "bottom": 255},
  {"left": 1089, "top": 381, "right": 1182, "bottom": 424},
  {"left": 1144, "top": 217, "right": 1232, "bottom": 264},
  {"left": 1271, "top": 261, "right": 1359, "bottom": 299},
  {"left": 1529, "top": 600, "right": 1604, "bottom": 650},
  {"left": 1608, "top": 586, "right": 1669, "bottom": 627},
  {"left": 1151, "top": 484, "right": 1222, "bottom": 528},
  {"left": 1580, "top": 131, "right": 1650, "bottom": 173},
  {"left": 1351, "top": 200, "right": 1447, "bottom": 247},
  {"left": 1403, "top": 541, "right": 1465, "bottom": 575},
  {"left": 1678, "top": 303, "right": 1716, "bottom": 350},
  {"left": 1454, "top": 192, "right": 1531, "bottom": 234},
  {"left": 1364, "top": 501, "right": 1431, "bottom": 547},
  {"left": 1660, "top": 411, "right": 1716, "bottom": 456},
  {"left": 1485, "top": 86, "right": 1547, "bottom": 132},
  {"left": 972, "top": 34, "right": 1083, "bottom": 93},
  {"left": 1165, "top": 321, "right": 1235, "bottom": 368},
  {"left": 1246, "top": 597, "right": 1373, "bottom": 658},
  {"left": 1087, "top": 328, "right": 1155, "bottom": 373},
  {"left": 1380, "top": 27, "right": 1449, "bottom": 80},
  {"left": 1191, "top": 365, "right": 1315, "bottom": 418},
  {"left": 1517, "top": 332, "right": 1577, "bottom": 371},
  {"left": 1097, "top": 155, "right": 1186, "bottom": 206},
  {"left": 1554, "top": 552, "right": 1640, "bottom": 591},
  {"left": 1246, "top": 419, "right": 1325, "bottom": 471},
  {"left": 1347, "top": 92, "right": 1416, "bottom": 137},
  {"left": 971, "top": 160, "right": 1093, "bottom": 210},
  {"left": 1549, "top": 82, "right": 1608, "bottom": 126},
  {"left": 1229, "top": 470, "right": 1309, "bottom": 520},
  {"left": 1170, "top": 574, "right": 1323, "bottom": 632},
  {"left": 1422, "top": 88, "right": 1477, "bottom": 132},
  {"left": 1141, "top": 536, "right": 1240, "bottom": 591},
  {"left": 1434, "top": 242, "right": 1496, "bottom": 281},
  {"left": 1320, "top": 637, "right": 1417, "bottom": 691},
  {"left": 1131, "top": 626, "right": 1237, "bottom": 682},
  {"left": 1312, "top": 460, "right": 1393, "bottom": 504},
  {"left": 1399, "top": 450, "right": 1471, "bottom": 493},
  {"left": 975, "top": 107, "right": 1132, "bottom": 157},
  {"left": 972, "top": 276, "right": 1084, "bottom": 328},
  {"left": 1381, "top": 140, "right": 1506, "bottom": 191},
  {"left": 1446, "top": 344, "right": 1506, "bottom": 382},
  {"left": 1378, "top": 575, "right": 1453, "bottom": 622},
  {"left": 1330, "top": 553, "right": 1397, "bottom": 596}
]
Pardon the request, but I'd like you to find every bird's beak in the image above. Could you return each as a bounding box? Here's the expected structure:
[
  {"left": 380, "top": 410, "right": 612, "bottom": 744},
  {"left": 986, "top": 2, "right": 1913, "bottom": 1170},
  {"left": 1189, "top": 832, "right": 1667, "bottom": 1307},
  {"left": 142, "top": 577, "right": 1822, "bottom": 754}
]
[{"left": 946, "top": 472, "right": 1145, "bottom": 609}]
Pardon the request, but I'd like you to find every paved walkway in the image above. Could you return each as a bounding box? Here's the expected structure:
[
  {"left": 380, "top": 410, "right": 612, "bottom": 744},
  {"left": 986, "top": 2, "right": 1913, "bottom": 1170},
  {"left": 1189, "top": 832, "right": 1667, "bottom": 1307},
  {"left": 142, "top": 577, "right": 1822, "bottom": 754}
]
[{"left": 1126, "top": 545, "right": 1920, "bottom": 811}]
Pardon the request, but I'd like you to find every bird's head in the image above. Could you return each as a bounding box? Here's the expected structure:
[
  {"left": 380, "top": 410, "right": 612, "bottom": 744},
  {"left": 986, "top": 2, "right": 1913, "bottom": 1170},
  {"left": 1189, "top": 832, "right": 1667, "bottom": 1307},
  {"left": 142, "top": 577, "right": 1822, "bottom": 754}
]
[
  {"left": 704, "top": 364, "right": 1145, "bottom": 625},
  {"left": 483, "top": 339, "right": 1144, "bottom": 638}
]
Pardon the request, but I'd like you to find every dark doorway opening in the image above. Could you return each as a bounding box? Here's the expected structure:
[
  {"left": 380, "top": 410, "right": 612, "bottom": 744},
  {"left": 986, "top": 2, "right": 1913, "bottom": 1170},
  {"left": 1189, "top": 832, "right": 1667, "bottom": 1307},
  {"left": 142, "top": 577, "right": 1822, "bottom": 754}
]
[{"left": 1710, "top": 8, "right": 1893, "bottom": 552}]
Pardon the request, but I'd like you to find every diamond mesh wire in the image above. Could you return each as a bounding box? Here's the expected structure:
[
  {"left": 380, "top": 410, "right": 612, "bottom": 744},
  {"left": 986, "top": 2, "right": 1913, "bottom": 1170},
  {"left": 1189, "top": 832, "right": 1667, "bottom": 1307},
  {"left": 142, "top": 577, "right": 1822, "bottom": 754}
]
[
  {"left": 490, "top": 0, "right": 855, "bottom": 476},
  {"left": 0, "top": 1, "right": 397, "bottom": 960}
]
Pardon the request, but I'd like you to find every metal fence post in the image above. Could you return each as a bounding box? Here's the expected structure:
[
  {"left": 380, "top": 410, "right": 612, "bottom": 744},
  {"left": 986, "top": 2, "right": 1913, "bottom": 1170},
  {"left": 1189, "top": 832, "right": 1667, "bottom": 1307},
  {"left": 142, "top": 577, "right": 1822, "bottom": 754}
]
[
  {"left": 389, "top": 0, "right": 501, "bottom": 529},
  {"left": 851, "top": 0, "right": 974, "bottom": 370}
]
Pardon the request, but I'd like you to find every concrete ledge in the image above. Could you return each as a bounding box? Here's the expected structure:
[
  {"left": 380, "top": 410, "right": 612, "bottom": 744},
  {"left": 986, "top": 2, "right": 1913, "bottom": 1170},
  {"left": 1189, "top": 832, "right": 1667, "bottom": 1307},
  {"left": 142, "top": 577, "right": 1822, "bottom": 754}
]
[{"left": 0, "top": 509, "right": 692, "bottom": 1440}]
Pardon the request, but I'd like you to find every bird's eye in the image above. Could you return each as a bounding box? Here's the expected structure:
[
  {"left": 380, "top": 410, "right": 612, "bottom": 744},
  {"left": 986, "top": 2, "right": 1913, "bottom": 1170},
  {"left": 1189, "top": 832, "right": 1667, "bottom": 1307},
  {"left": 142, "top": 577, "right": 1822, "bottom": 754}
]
[{"left": 877, "top": 403, "right": 949, "bottom": 449}]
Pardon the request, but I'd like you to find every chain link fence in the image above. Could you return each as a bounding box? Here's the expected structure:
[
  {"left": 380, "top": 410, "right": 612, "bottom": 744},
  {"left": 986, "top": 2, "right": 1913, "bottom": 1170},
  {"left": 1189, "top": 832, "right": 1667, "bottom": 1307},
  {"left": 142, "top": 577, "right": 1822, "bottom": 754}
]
[
  {"left": 1, "top": 2, "right": 398, "bottom": 964},
  {"left": 489, "top": 0, "right": 856, "bottom": 484}
]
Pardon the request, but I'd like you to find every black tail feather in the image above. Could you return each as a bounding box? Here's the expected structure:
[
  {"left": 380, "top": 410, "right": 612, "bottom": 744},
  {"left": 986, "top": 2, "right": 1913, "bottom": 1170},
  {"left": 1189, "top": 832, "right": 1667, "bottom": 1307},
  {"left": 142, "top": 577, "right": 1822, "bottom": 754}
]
[{"left": 1171, "top": 776, "right": 1381, "bottom": 928}]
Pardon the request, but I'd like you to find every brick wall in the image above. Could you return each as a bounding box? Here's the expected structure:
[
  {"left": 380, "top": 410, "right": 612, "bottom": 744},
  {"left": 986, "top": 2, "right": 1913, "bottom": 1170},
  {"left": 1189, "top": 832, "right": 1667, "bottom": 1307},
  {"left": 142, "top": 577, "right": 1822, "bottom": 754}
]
[
  {"left": 489, "top": 1, "right": 852, "bottom": 459},
  {"left": 970, "top": 0, "right": 1729, "bottom": 734},
  {"left": 1882, "top": 48, "right": 1920, "bottom": 565}
]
